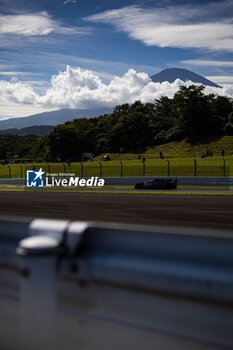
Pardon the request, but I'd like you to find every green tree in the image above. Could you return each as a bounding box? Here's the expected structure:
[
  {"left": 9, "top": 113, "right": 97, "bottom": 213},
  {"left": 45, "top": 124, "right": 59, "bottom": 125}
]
[
  {"left": 107, "top": 101, "right": 153, "bottom": 152},
  {"left": 224, "top": 111, "right": 233, "bottom": 135},
  {"left": 149, "top": 96, "right": 181, "bottom": 143},
  {"left": 172, "top": 85, "right": 214, "bottom": 138}
]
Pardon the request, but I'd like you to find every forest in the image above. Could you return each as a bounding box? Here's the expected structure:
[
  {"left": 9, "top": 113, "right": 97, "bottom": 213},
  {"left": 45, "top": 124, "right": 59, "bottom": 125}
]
[{"left": 0, "top": 85, "right": 232, "bottom": 161}]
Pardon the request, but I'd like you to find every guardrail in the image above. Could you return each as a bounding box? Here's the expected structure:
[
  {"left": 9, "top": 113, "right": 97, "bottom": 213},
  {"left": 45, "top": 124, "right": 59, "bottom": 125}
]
[{"left": 1, "top": 217, "right": 233, "bottom": 350}]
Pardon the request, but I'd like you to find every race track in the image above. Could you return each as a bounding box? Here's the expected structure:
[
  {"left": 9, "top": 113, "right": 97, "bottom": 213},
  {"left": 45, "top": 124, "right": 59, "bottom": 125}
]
[
  {"left": 0, "top": 184, "right": 233, "bottom": 194},
  {"left": 1, "top": 190, "right": 233, "bottom": 232}
]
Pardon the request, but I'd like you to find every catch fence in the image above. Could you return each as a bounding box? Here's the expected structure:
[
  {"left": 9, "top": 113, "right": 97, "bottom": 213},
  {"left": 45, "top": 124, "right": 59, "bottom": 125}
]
[{"left": 0, "top": 158, "right": 232, "bottom": 178}]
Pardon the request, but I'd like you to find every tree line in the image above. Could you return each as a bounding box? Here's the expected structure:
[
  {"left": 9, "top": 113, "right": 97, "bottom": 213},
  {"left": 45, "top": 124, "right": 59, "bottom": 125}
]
[{"left": 1, "top": 85, "right": 233, "bottom": 161}]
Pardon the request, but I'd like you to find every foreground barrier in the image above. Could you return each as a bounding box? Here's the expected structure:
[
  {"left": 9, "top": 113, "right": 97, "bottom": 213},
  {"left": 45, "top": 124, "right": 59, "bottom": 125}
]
[{"left": 0, "top": 217, "right": 233, "bottom": 350}]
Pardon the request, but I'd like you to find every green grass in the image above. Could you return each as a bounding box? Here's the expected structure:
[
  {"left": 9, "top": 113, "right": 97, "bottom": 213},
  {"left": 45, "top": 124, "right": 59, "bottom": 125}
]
[
  {"left": 1, "top": 136, "right": 232, "bottom": 178},
  {"left": 145, "top": 136, "right": 233, "bottom": 158},
  {"left": 93, "top": 136, "right": 233, "bottom": 160},
  {"left": 1, "top": 156, "right": 233, "bottom": 178}
]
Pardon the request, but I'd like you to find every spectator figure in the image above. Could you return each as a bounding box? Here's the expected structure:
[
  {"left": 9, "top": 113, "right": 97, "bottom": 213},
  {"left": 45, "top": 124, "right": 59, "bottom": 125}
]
[
  {"left": 222, "top": 149, "right": 225, "bottom": 157},
  {"left": 66, "top": 158, "right": 71, "bottom": 166},
  {"left": 209, "top": 150, "right": 213, "bottom": 157},
  {"left": 205, "top": 149, "right": 209, "bottom": 157},
  {"left": 159, "top": 151, "right": 164, "bottom": 159},
  {"left": 142, "top": 157, "right": 145, "bottom": 162},
  {"left": 138, "top": 154, "right": 141, "bottom": 160}
]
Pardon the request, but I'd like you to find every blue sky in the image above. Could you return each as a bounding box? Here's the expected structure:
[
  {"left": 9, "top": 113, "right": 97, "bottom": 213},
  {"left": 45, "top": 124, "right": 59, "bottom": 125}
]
[{"left": 0, "top": 0, "right": 232, "bottom": 118}]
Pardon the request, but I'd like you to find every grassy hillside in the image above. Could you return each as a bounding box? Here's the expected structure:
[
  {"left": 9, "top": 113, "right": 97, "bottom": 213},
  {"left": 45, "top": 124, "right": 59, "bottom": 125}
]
[
  {"left": 93, "top": 136, "right": 233, "bottom": 161},
  {"left": 0, "top": 136, "right": 232, "bottom": 179},
  {"left": 146, "top": 136, "right": 233, "bottom": 158}
]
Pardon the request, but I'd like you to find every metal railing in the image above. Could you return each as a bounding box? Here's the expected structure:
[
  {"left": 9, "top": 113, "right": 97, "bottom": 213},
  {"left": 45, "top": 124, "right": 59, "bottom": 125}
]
[
  {"left": 1, "top": 217, "right": 233, "bottom": 350},
  {"left": 0, "top": 158, "right": 231, "bottom": 178}
]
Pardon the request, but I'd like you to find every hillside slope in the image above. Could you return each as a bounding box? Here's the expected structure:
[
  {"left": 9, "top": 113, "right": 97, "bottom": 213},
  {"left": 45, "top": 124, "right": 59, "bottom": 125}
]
[
  {"left": 94, "top": 136, "right": 233, "bottom": 160},
  {"left": 145, "top": 136, "right": 233, "bottom": 158}
]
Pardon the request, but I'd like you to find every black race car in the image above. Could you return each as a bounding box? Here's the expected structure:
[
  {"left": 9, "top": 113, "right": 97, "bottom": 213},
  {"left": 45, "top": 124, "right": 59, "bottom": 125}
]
[{"left": 135, "top": 178, "right": 177, "bottom": 190}]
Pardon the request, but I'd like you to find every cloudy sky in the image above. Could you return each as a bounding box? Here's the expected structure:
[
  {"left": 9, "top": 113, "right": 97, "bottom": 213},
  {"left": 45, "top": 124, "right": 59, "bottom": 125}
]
[{"left": 0, "top": 0, "right": 233, "bottom": 119}]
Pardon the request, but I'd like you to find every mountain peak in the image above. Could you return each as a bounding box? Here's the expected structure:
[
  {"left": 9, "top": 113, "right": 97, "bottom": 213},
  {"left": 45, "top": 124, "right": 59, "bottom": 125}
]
[{"left": 150, "top": 68, "right": 221, "bottom": 88}]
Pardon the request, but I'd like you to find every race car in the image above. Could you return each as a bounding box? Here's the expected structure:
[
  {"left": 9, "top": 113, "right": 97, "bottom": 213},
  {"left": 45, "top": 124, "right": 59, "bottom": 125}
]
[{"left": 135, "top": 178, "right": 177, "bottom": 190}]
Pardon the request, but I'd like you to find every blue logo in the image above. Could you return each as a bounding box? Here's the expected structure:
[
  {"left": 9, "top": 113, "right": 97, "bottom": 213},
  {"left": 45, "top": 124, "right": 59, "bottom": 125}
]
[{"left": 26, "top": 168, "right": 45, "bottom": 188}]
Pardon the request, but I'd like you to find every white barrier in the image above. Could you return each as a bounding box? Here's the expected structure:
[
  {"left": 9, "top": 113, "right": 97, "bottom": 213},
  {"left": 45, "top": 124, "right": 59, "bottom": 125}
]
[{"left": 0, "top": 217, "right": 233, "bottom": 350}]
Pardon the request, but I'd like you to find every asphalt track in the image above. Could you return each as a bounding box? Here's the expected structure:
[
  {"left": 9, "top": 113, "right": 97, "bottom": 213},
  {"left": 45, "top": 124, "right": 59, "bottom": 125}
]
[
  {"left": 1, "top": 190, "right": 233, "bottom": 232},
  {"left": 0, "top": 184, "right": 233, "bottom": 194}
]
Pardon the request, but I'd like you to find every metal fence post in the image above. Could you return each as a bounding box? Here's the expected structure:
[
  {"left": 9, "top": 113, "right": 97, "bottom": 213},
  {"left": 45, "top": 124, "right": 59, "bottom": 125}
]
[
  {"left": 80, "top": 162, "right": 83, "bottom": 177},
  {"left": 194, "top": 159, "right": 197, "bottom": 177},
  {"left": 120, "top": 161, "right": 123, "bottom": 177},
  {"left": 223, "top": 158, "right": 225, "bottom": 176},
  {"left": 19, "top": 165, "right": 23, "bottom": 179},
  {"left": 8, "top": 165, "right": 11, "bottom": 179},
  {"left": 167, "top": 159, "right": 170, "bottom": 177},
  {"left": 99, "top": 162, "right": 102, "bottom": 177},
  {"left": 142, "top": 160, "right": 145, "bottom": 176}
]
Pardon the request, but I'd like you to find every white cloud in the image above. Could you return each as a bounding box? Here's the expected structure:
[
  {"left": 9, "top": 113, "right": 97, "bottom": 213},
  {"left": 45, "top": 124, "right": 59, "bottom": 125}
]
[
  {"left": 0, "top": 71, "right": 32, "bottom": 76},
  {"left": 181, "top": 60, "right": 233, "bottom": 67},
  {"left": 0, "top": 66, "right": 233, "bottom": 117},
  {"left": 84, "top": 3, "right": 233, "bottom": 51},
  {"left": 0, "top": 103, "right": 57, "bottom": 119},
  {"left": 206, "top": 76, "right": 233, "bottom": 84},
  {"left": 64, "top": 0, "right": 77, "bottom": 4},
  {"left": 0, "top": 50, "right": 158, "bottom": 81},
  {"left": 0, "top": 79, "right": 37, "bottom": 104},
  {"left": 0, "top": 12, "right": 86, "bottom": 36}
]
